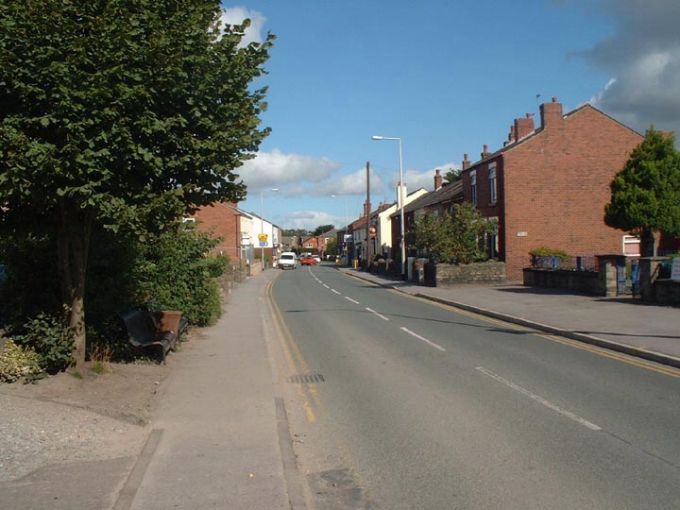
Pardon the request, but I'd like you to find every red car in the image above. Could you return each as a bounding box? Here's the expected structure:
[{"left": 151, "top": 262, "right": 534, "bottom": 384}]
[{"left": 300, "top": 255, "right": 318, "bottom": 266}]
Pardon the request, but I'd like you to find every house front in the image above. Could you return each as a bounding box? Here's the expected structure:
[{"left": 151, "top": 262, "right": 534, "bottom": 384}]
[{"left": 460, "top": 97, "right": 644, "bottom": 281}]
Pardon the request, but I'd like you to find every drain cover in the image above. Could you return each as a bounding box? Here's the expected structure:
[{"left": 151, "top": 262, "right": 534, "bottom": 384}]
[{"left": 289, "top": 373, "right": 325, "bottom": 384}]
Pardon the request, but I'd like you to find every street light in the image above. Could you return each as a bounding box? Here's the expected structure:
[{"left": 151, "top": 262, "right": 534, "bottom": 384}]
[
  {"left": 371, "top": 135, "right": 406, "bottom": 278},
  {"left": 260, "top": 187, "right": 279, "bottom": 270}
]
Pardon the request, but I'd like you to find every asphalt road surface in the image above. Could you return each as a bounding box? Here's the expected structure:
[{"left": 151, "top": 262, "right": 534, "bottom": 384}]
[{"left": 271, "top": 264, "right": 680, "bottom": 510}]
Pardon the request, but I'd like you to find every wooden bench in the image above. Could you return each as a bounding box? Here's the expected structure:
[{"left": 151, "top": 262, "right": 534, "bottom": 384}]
[{"left": 120, "top": 308, "right": 186, "bottom": 363}]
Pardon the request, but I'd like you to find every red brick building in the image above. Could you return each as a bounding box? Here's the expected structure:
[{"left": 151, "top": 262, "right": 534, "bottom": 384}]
[
  {"left": 461, "top": 97, "right": 643, "bottom": 281},
  {"left": 191, "top": 202, "right": 244, "bottom": 261}
]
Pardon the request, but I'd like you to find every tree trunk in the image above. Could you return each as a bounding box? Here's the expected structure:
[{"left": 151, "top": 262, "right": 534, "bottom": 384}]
[
  {"left": 57, "top": 205, "right": 93, "bottom": 366},
  {"left": 640, "top": 228, "right": 657, "bottom": 257}
]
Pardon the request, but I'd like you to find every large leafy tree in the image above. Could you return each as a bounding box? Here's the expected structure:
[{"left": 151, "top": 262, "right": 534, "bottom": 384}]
[
  {"left": 605, "top": 128, "right": 680, "bottom": 256},
  {"left": 0, "top": 0, "right": 273, "bottom": 364},
  {"left": 312, "top": 224, "right": 335, "bottom": 236}
]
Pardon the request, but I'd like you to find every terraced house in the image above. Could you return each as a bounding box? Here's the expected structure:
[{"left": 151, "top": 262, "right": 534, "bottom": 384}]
[{"left": 460, "top": 97, "right": 643, "bottom": 281}]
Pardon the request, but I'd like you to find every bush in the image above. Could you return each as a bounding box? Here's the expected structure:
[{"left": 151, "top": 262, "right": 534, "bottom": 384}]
[
  {"left": 529, "top": 247, "right": 570, "bottom": 260},
  {"left": 0, "top": 340, "right": 43, "bottom": 382},
  {"left": 12, "top": 313, "right": 75, "bottom": 374},
  {"left": 130, "top": 226, "right": 226, "bottom": 326},
  {"left": 413, "top": 203, "right": 497, "bottom": 264}
]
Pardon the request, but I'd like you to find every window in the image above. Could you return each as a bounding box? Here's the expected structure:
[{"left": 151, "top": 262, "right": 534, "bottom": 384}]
[
  {"left": 488, "top": 163, "right": 497, "bottom": 204},
  {"left": 470, "top": 170, "right": 477, "bottom": 206}
]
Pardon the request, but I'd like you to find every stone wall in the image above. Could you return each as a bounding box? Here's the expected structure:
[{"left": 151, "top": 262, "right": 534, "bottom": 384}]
[
  {"left": 435, "top": 261, "right": 506, "bottom": 286},
  {"left": 654, "top": 280, "right": 680, "bottom": 306},
  {"left": 523, "top": 268, "right": 602, "bottom": 295}
]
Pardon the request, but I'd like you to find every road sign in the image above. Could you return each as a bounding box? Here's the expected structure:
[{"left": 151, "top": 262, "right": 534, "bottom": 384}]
[{"left": 258, "top": 233, "right": 268, "bottom": 242}]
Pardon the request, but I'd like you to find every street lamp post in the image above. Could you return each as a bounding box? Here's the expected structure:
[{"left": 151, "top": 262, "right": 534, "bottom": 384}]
[
  {"left": 371, "top": 135, "right": 406, "bottom": 278},
  {"left": 260, "top": 188, "right": 279, "bottom": 270}
]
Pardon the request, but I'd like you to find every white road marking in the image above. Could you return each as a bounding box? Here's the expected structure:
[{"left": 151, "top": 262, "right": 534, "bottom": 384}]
[
  {"left": 345, "top": 296, "right": 360, "bottom": 304},
  {"left": 475, "top": 366, "right": 601, "bottom": 431},
  {"left": 323, "top": 284, "right": 330, "bottom": 289},
  {"left": 365, "top": 307, "right": 389, "bottom": 321},
  {"left": 400, "top": 327, "right": 446, "bottom": 352},
  {"left": 331, "top": 289, "right": 341, "bottom": 295}
]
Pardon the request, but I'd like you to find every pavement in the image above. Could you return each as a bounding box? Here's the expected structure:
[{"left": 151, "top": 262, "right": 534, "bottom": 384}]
[
  {"left": 1, "top": 269, "right": 299, "bottom": 510},
  {"left": 339, "top": 267, "right": 680, "bottom": 369}
]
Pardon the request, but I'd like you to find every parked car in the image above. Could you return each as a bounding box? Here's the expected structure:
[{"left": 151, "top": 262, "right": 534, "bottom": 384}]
[
  {"left": 300, "top": 255, "right": 318, "bottom": 266},
  {"left": 278, "top": 252, "right": 298, "bottom": 270},
  {"left": 312, "top": 254, "right": 321, "bottom": 263}
]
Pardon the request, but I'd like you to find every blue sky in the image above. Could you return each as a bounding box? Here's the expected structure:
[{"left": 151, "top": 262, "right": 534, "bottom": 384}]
[{"left": 224, "top": 0, "right": 680, "bottom": 230}]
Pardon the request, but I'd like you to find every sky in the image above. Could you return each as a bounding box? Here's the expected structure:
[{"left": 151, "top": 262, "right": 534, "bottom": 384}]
[{"left": 223, "top": 0, "right": 680, "bottom": 231}]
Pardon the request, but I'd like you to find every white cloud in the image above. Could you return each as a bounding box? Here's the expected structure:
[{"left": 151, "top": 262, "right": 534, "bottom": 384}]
[
  {"left": 316, "top": 167, "right": 386, "bottom": 197},
  {"left": 404, "top": 162, "right": 459, "bottom": 191},
  {"left": 239, "top": 149, "right": 342, "bottom": 193},
  {"left": 284, "top": 210, "right": 345, "bottom": 231},
  {"left": 582, "top": 0, "right": 680, "bottom": 134},
  {"left": 220, "top": 7, "right": 266, "bottom": 46}
]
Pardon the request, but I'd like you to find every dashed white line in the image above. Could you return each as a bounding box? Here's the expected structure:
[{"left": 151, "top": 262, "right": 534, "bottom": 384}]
[
  {"left": 475, "top": 366, "right": 601, "bottom": 431},
  {"left": 331, "top": 289, "right": 341, "bottom": 295},
  {"left": 323, "top": 284, "right": 330, "bottom": 289},
  {"left": 400, "top": 327, "right": 446, "bottom": 352},
  {"left": 345, "top": 296, "right": 360, "bottom": 305},
  {"left": 365, "top": 307, "right": 389, "bottom": 321}
]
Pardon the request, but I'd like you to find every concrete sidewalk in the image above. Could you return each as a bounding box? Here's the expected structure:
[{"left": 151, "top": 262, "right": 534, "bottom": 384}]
[
  {"left": 340, "top": 268, "right": 680, "bottom": 369},
  {"left": 125, "top": 269, "right": 296, "bottom": 510}
]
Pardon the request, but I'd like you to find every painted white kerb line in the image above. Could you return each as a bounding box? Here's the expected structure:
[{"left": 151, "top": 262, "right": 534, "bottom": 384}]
[
  {"left": 345, "top": 296, "right": 360, "bottom": 305},
  {"left": 400, "top": 327, "right": 446, "bottom": 352},
  {"left": 475, "top": 366, "right": 601, "bottom": 431},
  {"left": 365, "top": 307, "right": 389, "bottom": 321}
]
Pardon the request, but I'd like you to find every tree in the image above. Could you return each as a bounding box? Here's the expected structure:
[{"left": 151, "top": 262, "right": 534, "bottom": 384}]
[
  {"left": 312, "top": 224, "right": 335, "bottom": 236},
  {"left": 605, "top": 128, "right": 680, "bottom": 256},
  {"left": 325, "top": 239, "right": 338, "bottom": 257},
  {"left": 444, "top": 168, "right": 462, "bottom": 184},
  {"left": 0, "top": 0, "right": 273, "bottom": 364},
  {"left": 413, "top": 203, "right": 496, "bottom": 264}
]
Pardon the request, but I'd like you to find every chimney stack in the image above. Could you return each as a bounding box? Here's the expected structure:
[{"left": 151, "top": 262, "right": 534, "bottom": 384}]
[
  {"left": 514, "top": 113, "right": 535, "bottom": 140},
  {"left": 462, "top": 153, "right": 470, "bottom": 170},
  {"left": 363, "top": 200, "right": 371, "bottom": 218},
  {"left": 396, "top": 181, "right": 406, "bottom": 209},
  {"left": 540, "top": 96, "right": 563, "bottom": 129},
  {"left": 481, "top": 144, "right": 491, "bottom": 160},
  {"left": 434, "top": 169, "right": 443, "bottom": 190}
]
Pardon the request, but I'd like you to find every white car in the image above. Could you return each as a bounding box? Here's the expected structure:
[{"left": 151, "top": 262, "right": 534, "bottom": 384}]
[{"left": 278, "top": 252, "right": 298, "bottom": 270}]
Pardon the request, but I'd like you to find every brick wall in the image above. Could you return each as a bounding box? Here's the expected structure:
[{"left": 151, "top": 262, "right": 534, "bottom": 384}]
[
  {"left": 193, "top": 202, "right": 241, "bottom": 261},
  {"left": 500, "top": 103, "right": 642, "bottom": 280}
]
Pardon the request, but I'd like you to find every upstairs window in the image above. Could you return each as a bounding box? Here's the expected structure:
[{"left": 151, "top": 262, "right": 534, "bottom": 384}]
[
  {"left": 470, "top": 170, "right": 477, "bottom": 206},
  {"left": 488, "top": 163, "right": 497, "bottom": 204}
]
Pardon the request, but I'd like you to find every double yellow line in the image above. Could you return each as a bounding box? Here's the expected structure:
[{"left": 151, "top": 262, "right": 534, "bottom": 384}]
[{"left": 266, "top": 281, "right": 323, "bottom": 423}]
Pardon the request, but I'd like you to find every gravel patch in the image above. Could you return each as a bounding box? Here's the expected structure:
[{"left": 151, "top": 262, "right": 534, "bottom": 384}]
[
  {"left": 0, "top": 360, "right": 171, "bottom": 482},
  {"left": 0, "top": 394, "right": 148, "bottom": 482}
]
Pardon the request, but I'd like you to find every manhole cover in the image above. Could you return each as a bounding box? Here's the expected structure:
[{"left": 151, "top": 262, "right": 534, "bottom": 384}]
[{"left": 289, "top": 373, "right": 325, "bottom": 384}]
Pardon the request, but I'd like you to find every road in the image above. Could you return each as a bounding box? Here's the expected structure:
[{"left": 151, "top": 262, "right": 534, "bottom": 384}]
[{"left": 271, "top": 264, "right": 680, "bottom": 509}]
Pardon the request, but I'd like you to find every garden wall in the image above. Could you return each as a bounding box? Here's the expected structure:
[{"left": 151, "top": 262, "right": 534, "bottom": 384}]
[
  {"left": 434, "top": 261, "right": 506, "bottom": 286},
  {"left": 654, "top": 280, "right": 680, "bottom": 306},
  {"left": 523, "top": 268, "right": 602, "bottom": 295}
]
